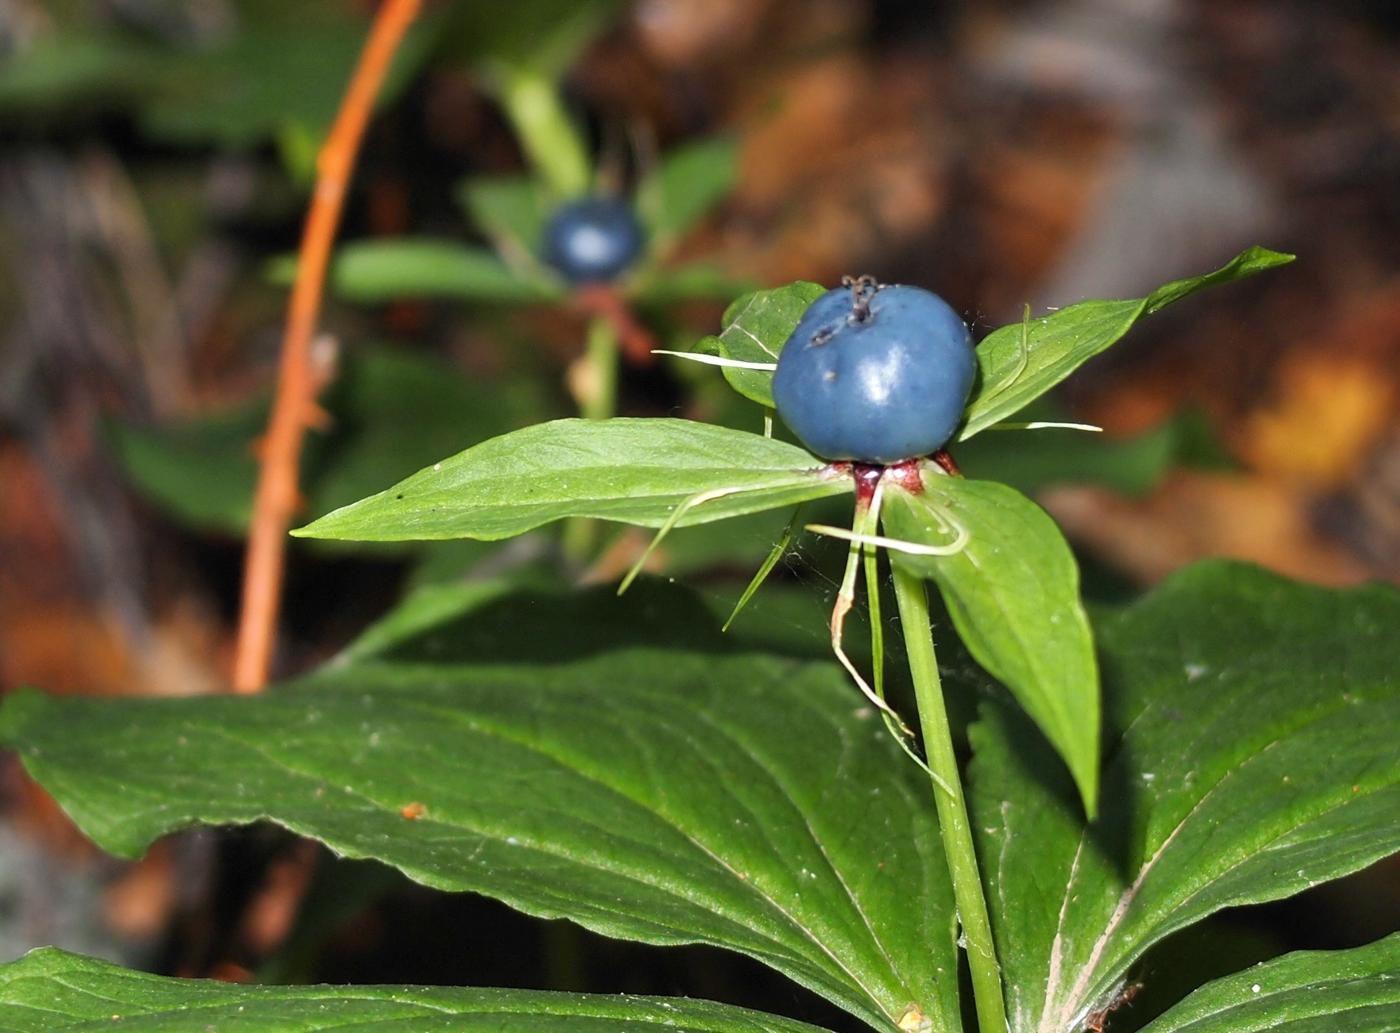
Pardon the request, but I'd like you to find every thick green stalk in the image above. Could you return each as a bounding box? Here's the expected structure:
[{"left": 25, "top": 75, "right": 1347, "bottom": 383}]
[
  {"left": 580, "top": 316, "right": 618, "bottom": 421},
  {"left": 493, "top": 64, "right": 591, "bottom": 198},
  {"left": 891, "top": 564, "right": 1007, "bottom": 1033}
]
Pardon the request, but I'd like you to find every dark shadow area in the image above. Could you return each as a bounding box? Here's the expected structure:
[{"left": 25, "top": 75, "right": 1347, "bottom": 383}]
[
  {"left": 295, "top": 848, "right": 870, "bottom": 1033},
  {"left": 1087, "top": 638, "right": 1145, "bottom": 885},
  {"left": 1120, "top": 856, "right": 1400, "bottom": 1031},
  {"left": 367, "top": 578, "right": 833, "bottom": 667}
]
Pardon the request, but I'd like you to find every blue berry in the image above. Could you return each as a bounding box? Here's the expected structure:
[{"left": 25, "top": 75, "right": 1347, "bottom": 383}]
[
  {"left": 542, "top": 196, "right": 645, "bottom": 284},
  {"left": 772, "top": 279, "right": 976, "bottom": 463}
]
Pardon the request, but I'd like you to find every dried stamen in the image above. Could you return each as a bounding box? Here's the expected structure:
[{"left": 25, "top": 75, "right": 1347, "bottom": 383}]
[{"left": 841, "top": 273, "right": 881, "bottom": 322}]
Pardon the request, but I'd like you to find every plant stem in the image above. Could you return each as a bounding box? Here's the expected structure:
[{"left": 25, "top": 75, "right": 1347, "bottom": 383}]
[
  {"left": 580, "top": 315, "right": 618, "bottom": 421},
  {"left": 232, "top": 0, "right": 421, "bottom": 694},
  {"left": 891, "top": 564, "right": 1007, "bottom": 1033},
  {"left": 494, "top": 64, "right": 591, "bottom": 198}
]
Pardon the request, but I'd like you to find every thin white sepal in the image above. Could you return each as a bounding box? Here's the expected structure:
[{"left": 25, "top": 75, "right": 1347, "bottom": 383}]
[
  {"left": 651, "top": 350, "right": 778, "bottom": 371},
  {"left": 987, "top": 421, "right": 1103, "bottom": 432},
  {"left": 805, "top": 522, "right": 970, "bottom": 557}
]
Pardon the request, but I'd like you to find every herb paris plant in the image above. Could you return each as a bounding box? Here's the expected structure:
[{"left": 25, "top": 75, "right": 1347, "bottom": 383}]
[
  {"left": 7, "top": 245, "right": 1392, "bottom": 1033},
  {"left": 288, "top": 246, "right": 1293, "bottom": 1030},
  {"left": 297, "top": 247, "right": 1294, "bottom": 805}
]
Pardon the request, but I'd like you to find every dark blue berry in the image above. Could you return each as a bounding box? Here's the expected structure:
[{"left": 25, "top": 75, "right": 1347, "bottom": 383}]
[
  {"left": 772, "top": 279, "right": 976, "bottom": 463},
  {"left": 542, "top": 197, "right": 645, "bottom": 284}
]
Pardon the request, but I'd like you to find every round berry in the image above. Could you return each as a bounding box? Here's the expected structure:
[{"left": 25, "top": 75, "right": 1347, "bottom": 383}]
[
  {"left": 542, "top": 196, "right": 645, "bottom": 284},
  {"left": 772, "top": 279, "right": 976, "bottom": 463}
]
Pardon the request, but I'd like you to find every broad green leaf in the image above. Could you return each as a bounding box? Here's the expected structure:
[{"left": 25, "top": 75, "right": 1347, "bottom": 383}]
[
  {"left": 0, "top": 947, "right": 829, "bottom": 1033},
  {"left": 458, "top": 173, "right": 551, "bottom": 271},
  {"left": 958, "top": 248, "right": 1294, "bottom": 439},
  {"left": 637, "top": 137, "right": 740, "bottom": 254},
  {"left": 881, "top": 473, "right": 1099, "bottom": 816},
  {"left": 1138, "top": 935, "right": 1400, "bottom": 1033},
  {"left": 0, "top": 33, "right": 158, "bottom": 113},
  {"left": 448, "top": 1, "right": 624, "bottom": 76},
  {"left": 271, "top": 239, "right": 564, "bottom": 304},
  {"left": 105, "top": 346, "right": 546, "bottom": 541},
  {"left": 294, "top": 419, "right": 850, "bottom": 543},
  {"left": 141, "top": 12, "right": 441, "bottom": 149},
  {"left": 969, "top": 562, "right": 1400, "bottom": 1033},
  {"left": 0, "top": 5, "right": 440, "bottom": 139},
  {"left": 695, "top": 283, "right": 826, "bottom": 408},
  {"left": 106, "top": 400, "right": 262, "bottom": 534},
  {"left": 0, "top": 582, "right": 961, "bottom": 1033}
]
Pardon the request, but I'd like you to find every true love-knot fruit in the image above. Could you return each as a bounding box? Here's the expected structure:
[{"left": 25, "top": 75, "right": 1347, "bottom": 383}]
[
  {"left": 772, "top": 277, "right": 975, "bottom": 463},
  {"left": 543, "top": 196, "right": 645, "bottom": 284}
]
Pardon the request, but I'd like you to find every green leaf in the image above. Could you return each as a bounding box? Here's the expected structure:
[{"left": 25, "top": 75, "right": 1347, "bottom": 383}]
[
  {"left": 294, "top": 419, "right": 851, "bottom": 543},
  {"left": 637, "top": 137, "right": 740, "bottom": 255},
  {"left": 141, "top": 12, "right": 441, "bottom": 149},
  {"left": 1138, "top": 935, "right": 1400, "bottom": 1033},
  {"left": 458, "top": 174, "right": 551, "bottom": 272},
  {"left": 105, "top": 346, "right": 546, "bottom": 543},
  {"left": 969, "top": 562, "right": 1400, "bottom": 1033},
  {"left": 695, "top": 283, "right": 827, "bottom": 409},
  {"left": 0, "top": 33, "right": 158, "bottom": 114},
  {"left": 271, "top": 239, "right": 564, "bottom": 304},
  {"left": 448, "top": 1, "right": 624, "bottom": 76},
  {"left": 0, "top": 947, "right": 829, "bottom": 1033},
  {"left": 0, "top": 581, "right": 960, "bottom": 1033},
  {"left": 959, "top": 248, "right": 1294, "bottom": 440},
  {"left": 105, "top": 400, "right": 262, "bottom": 534},
  {"left": 1141, "top": 247, "right": 1296, "bottom": 315},
  {"left": 881, "top": 473, "right": 1099, "bottom": 816}
]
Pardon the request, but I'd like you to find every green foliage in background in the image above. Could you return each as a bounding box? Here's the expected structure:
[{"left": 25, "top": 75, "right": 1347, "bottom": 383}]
[{"left": 106, "top": 346, "right": 546, "bottom": 546}]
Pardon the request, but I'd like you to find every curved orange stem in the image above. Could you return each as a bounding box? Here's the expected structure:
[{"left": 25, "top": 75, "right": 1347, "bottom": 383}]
[{"left": 232, "top": 0, "right": 421, "bottom": 694}]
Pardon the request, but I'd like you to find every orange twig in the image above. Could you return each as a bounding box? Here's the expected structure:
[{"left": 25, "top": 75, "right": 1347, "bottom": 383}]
[{"left": 232, "top": 0, "right": 421, "bottom": 694}]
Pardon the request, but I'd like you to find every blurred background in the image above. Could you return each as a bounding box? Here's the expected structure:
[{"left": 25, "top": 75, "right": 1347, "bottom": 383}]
[{"left": 0, "top": 1, "right": 1397, "bottom": 1029}]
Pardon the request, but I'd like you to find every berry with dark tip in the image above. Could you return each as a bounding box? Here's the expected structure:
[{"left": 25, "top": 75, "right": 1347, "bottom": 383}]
[
  {"left": 772, "top": 278, "right": 976, "bottom": 464},
  {"left": 542, "top": 196, "right": 645, "bottom": 284}
]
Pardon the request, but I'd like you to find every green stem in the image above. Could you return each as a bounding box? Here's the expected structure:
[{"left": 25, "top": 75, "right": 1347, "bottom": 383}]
[
  {"left": 581, "top": 315, "right": 617, "bottom": 421},
  {"left": 493, "top": 64, "right": 592, "bottom": 198},
  {"left": 891, "top": 564, "right": 1007, "bottom": 1033},
  {"left": 562, "top": 317, "right": 618, "bottom": 562}
]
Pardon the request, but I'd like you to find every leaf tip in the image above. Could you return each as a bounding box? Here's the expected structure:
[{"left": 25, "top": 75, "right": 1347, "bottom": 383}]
[
  {"left": 1248, "top": 245, "right": 1297, "bottom": 265},
  {"left": 1073, "top": 742, "right": 1101, "bottom": 820},
  {"left": 1081, "top": 787, "right": 1100, "bottom": 822},
  {"left": 291, "top": 505, "right": 354, "bottom": 540},
  {"left": 0, "top": 686, "right": 45, "bottom": 743}
]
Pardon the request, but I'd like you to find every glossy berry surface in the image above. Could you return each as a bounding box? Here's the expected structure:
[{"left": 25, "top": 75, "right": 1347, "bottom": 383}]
[
  {"left": 542, "top": 197, "right": 645, "bottom": 284},
  {"left": 772, "top": 281, "right": 976, "bottom": 463}
]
